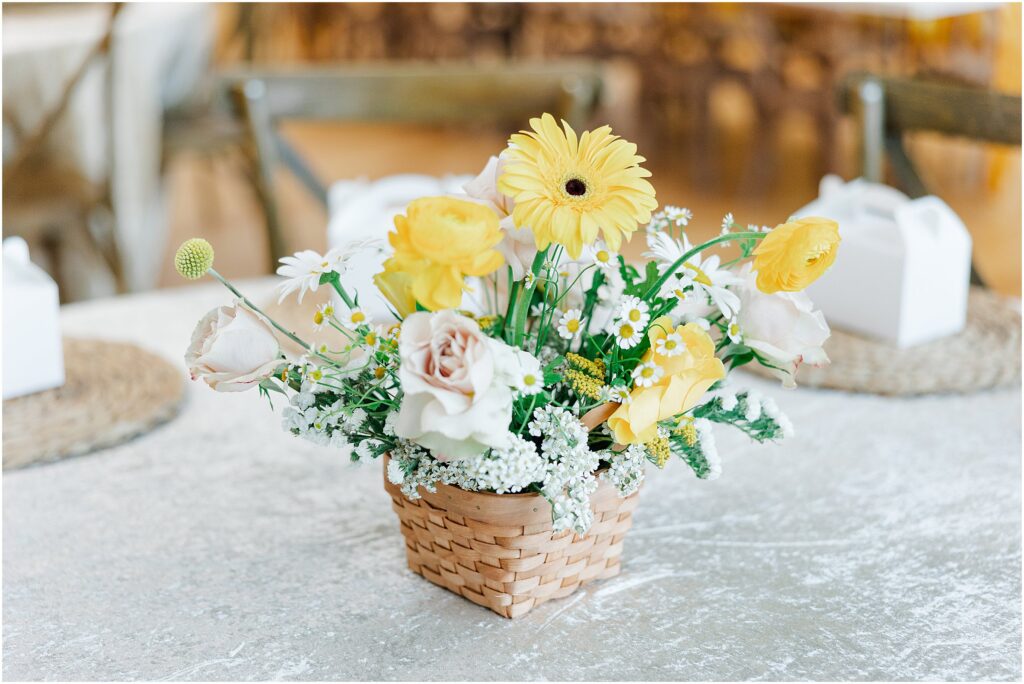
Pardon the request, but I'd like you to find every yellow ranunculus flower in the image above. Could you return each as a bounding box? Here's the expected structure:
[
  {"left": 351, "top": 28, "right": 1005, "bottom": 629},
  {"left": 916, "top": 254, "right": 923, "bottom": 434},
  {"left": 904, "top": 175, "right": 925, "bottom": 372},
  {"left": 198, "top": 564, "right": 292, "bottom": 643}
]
[
  {"left": 608, "top": 317, "right": 725, "bottom": 445},
  {"left": 380, "top": 197, "right": 505, "bottom": 311},
  {"left": 752, "top": 217, "right": 840, "bottom": 294},
  {"left": 373, "top": 266, "right": 417, "bottom": 318}
]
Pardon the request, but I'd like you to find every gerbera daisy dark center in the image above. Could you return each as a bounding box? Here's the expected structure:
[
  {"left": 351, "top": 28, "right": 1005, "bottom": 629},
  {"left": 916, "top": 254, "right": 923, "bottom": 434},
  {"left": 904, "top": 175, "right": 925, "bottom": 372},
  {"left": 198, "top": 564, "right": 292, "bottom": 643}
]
[{"left": 564, "top": 178, "right": 587, "bottom": 196}]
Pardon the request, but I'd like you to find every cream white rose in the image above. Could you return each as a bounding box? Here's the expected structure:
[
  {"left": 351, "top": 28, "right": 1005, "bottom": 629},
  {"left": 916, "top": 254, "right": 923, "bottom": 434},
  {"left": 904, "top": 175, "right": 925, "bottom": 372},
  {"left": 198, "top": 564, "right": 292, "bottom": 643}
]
[
  {"left": 395, "top": 310, "right": 514, "bottom": 460},
  {"left": 186, "top": 303, "right": 282, "bottom": 392},
  {"left": 735, "top": 265, "right": 830, "bottom": 388},
  {"left": 463, "top": 155, "right": 537, "bottom": 280}
]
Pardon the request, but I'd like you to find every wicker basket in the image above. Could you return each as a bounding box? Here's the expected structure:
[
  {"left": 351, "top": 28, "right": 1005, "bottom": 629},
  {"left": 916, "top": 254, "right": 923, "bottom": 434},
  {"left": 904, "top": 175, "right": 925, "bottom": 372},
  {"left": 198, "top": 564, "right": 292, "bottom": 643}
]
[{"left": 383, "top": 456, "right": 640, "bottom": 619}]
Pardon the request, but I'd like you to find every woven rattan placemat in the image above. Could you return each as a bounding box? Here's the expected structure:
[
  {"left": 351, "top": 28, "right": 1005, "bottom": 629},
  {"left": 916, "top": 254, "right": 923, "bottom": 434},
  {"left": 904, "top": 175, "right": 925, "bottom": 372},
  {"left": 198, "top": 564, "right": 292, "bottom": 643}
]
[
  {"left": 2, "top": 338, "right": 185, "bottom": 469},
  {"left": 745, "top": 286, "right": 1021, "bottom": 395}
]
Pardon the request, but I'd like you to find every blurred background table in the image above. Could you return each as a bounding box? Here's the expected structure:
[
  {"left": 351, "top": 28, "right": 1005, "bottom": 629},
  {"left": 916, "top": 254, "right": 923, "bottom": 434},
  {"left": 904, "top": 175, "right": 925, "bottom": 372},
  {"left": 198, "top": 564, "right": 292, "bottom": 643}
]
[{"left": 3, "top": 280, "right": 1019, "bottom": 680}]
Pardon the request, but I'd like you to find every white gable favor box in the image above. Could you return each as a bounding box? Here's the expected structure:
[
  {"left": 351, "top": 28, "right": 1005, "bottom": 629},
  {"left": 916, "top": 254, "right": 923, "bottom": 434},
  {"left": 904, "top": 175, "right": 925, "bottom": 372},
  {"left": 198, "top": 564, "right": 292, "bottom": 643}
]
[
  {"left": 3, "top": 237, "right": 65, "bottom": 399},
  {"left": 794, "top": 175, "right": 972, "bottom": 348}
]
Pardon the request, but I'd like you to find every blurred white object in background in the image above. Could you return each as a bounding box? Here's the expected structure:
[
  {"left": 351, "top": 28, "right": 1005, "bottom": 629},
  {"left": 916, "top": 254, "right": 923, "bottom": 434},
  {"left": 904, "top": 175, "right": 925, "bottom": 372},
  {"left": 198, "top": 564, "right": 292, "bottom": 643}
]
[
  {"left": 3, "top": 238, "right": 65, "bottom": 399},
  {"left": 796, "top": 175, "right": 972, "bottom": 348},
  {"left": 326, "top": 174, "right": 472, "bottom": 321},
  {"left": 2, "top": 3, "right": 213, "bottom": 292}
]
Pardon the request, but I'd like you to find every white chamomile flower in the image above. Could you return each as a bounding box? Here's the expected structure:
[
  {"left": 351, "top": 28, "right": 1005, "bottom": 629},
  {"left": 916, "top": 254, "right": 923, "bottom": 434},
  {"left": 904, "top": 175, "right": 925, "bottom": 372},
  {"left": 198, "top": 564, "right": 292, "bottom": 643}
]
[
  {"left": 371, "top": 361, "right": 389, "bottom": 381},
  {"left": 631, "top": 361, "right": 664, "bottom": 388},
  {"left": 646, "top": 210, "right": 669, "bottom": 233},
  {"left": 721, "top": 212, "right": 734, "bottom": 232},
  {"left": 727, "top": 319, "right": 743, "bottom": 344},
  {"left": 313, "top": 303, "right": 336, "bottom": 331},
  {"left": 644, "top": 232, "right": 742, "bottom": 319},
  {"left": 341, "top": 307, "right": 369, "bottom": 329},
  {"left": 589, "top": 242, "right": 618, "bottom": 272},
  {"left": 523, "top": 272, "right": 536, "bottom": 288},
  {"left": 276, "top": 239, "right": 383, "bottom": 304},
  {"left": 606, "top": 384, "right": 632, "bottom": 404},
  {"left": 557, "top": 308, "right": 584, "bottom": 340},
  {"left": 276, "top": 249, "right": 343, "bottom": 303},
  {"left": 513, "top": 349, "right": 544, "bottom": 396},
  {"left": 360, "top": 328, "right": 382, "bottom": 350},
  {"left": 612, "top": 320, "right": 644, "bottom": 349},
  {"left": 655, "top": 332, "right": 686, "bottom": 357},
  {"left": 617, "top": 296, "right": 650, "bottom": 330},
  {"left": 664, "top": 205, "right": 692, "bottom": 227}
]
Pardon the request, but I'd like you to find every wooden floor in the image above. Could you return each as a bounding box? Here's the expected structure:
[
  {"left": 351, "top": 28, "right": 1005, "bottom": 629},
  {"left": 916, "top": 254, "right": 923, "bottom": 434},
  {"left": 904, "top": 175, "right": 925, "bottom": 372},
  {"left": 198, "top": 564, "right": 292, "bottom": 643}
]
[{"left": 159, "top": 121, "right": 1021, "bottom": 297}]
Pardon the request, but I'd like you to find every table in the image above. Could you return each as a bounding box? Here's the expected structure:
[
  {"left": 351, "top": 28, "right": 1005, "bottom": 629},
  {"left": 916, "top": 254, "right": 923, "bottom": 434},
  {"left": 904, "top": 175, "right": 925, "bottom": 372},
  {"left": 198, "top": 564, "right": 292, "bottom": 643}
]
[
  {"left": 2, "top": 3, "right": 213, "bottom": 292},
  {"left": 3, "top": 279, "right": 1020, "bottom": 680}
]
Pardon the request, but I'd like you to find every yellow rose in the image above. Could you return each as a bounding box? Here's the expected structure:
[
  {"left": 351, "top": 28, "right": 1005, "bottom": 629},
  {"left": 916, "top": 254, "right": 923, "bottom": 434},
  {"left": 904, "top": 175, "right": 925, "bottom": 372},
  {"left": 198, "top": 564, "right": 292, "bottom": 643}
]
[
  {"left": 380, "top": 197, "right": 505, "bottom": 311},
  {"left": 752, "top": 217, "right": 840, "bottom": 294},
  {"left": 608, "top": 317, "right": 725, "bottom": 444},
  {"left": 373, "top": 267, "right": 417, "bottom": 318}
]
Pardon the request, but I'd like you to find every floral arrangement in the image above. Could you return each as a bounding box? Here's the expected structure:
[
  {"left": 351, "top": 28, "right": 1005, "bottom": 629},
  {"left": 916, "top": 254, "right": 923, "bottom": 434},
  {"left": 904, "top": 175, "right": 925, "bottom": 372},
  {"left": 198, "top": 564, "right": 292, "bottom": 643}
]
[{"left": 177, "top": 113, "right": 839, "bottom": 536}]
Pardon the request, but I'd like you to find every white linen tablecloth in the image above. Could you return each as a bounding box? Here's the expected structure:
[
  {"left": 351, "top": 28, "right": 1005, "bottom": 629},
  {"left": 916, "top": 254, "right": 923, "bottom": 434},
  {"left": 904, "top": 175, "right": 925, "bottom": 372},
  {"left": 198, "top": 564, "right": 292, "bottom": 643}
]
[
  {"left": 2, "top": 3, "right": 213, "bottom": 291},
  {"left": 3, "top": 279, "right": 1020, "bottom": 680}
]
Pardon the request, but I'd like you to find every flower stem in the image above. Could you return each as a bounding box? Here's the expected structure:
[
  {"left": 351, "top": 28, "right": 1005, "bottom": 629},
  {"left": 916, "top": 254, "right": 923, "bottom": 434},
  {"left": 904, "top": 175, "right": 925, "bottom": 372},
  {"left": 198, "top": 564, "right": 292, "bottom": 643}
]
[
  {"left": 644, "top": 231, "right": 764, "bottom": 300},
  {"left": 511, "top": 248, "right": 549, "bottom": 347},
  {"left": 207, "top": 268, "right": 311, "bottom": 352},
  {"left": 328, "top": 277, "right": 357, "bottom": 309}
]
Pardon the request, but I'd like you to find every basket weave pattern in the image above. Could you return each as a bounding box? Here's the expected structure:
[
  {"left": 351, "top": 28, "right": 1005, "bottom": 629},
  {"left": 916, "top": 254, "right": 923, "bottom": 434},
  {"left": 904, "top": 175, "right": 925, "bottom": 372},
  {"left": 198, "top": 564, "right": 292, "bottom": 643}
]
[{"left": 383, "top": 458, "right": 639, "bottom": 619}]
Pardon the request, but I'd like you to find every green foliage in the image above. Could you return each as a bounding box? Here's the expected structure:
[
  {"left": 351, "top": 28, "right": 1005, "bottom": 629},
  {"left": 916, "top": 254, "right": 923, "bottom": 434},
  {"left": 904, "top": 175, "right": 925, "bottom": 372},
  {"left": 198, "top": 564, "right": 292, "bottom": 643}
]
[{"left": 694, "top": 392, "right": 783, "bottom": 442}]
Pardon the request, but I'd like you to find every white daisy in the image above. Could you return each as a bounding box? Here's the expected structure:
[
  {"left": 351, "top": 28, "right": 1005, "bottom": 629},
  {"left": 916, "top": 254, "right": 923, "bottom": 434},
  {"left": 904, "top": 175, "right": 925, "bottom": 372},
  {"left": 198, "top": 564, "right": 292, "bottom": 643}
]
[
  {"left": 557, "top": 309, "right": 584, "bottom": 340},
  {"left": 616, "top": 296, "right": 650, "bottom": 330},
  {"left": 587, "top": 242, "right": 618, "bottom": 272},
  {"left": 613, "top": 320, "right": 643, "bottom": 349},
  {"left": 601, "top": 384, "right": 633, "bottom": 405},
  {"left": 516, "top": 353, "right": 544, "bottom": 396},
  {"left": 631, "top": 361, "right": 664, "bottom": 388},
  {"left": 313, "top": 303, "right": 336, "bottom": 331},
  {"left": 646, "top": 210, "right": 670, "bottom": 234},
  {"left": 523, "top": 272, "right": 536, "bottom": 288},
  {"left": 727, "top": 319, "right": 743, "bottom": 344},
  {"left": 341, "top": 307, "right": 369, "bottom": 329},
  {"left": 721, "top": 212, "right": 734, "bottom": 232},
  {"left": 360, "top": 329, "right": 382, "bottom": 350},
  {"left": 276, "top": 249, "right": 343, "bottom": 303},
  {"left": 655, "top": 332, "right": 686, "bottom": 357},
  {"left": 664, "top": 205, "right": 692, "bottom": 227},
  {"left": 644, "top": 232, "right": 742, "bottom": 319}
]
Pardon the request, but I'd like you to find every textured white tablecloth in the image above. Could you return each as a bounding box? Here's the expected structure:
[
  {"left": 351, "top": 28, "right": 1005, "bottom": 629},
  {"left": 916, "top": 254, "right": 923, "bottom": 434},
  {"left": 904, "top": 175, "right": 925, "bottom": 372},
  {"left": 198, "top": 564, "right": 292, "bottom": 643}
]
[{"left": 3, "top": 280, "right": 1020, "bottom": 680}]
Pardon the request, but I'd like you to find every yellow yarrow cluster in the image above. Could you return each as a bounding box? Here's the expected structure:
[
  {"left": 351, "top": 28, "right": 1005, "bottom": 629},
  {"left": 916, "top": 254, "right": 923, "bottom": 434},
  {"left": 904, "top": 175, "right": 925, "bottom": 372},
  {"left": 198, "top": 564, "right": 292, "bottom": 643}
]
[
  {"left": 565, "top": 352, "right": 605, "bottom": 381},
  {"left": 565, "top": 369, "right": 604, "bottom": 400},
  {"left": 645, "top": 435, "right": 671, "bottom": 468},
  {"left": 677, "top": 421, "right": 698, "bottom": 447},
  {"left": 174, "top": 238, "right": 214, "bottom": 280}
]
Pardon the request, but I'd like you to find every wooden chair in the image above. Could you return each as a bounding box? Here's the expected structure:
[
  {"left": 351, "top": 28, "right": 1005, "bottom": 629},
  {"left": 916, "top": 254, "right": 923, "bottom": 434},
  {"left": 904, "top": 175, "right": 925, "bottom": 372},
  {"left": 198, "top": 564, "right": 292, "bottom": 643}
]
[
  {"left": 221, "top": 62, "right": 605, "bottom": 271},
  {"left": 840, "top": 72, "right": 1022, "bottom": 286},
  {"left": 3, "top": 3, "right": 126, "bottom": 299}
]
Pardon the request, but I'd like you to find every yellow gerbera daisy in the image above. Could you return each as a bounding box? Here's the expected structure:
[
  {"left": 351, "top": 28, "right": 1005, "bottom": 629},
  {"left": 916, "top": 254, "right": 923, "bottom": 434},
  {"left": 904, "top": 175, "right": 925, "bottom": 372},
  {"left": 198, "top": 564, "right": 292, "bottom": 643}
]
[{"left": 497, "top": 113, "right": 657, "bottom": 259}]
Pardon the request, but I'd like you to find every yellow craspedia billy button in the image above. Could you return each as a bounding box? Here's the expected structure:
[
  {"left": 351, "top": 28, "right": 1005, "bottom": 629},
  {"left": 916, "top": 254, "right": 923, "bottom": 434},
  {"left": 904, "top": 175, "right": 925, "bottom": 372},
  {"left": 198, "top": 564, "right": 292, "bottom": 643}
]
[{"left": 175, "top": 238, "right": 215, "bottom": 280}]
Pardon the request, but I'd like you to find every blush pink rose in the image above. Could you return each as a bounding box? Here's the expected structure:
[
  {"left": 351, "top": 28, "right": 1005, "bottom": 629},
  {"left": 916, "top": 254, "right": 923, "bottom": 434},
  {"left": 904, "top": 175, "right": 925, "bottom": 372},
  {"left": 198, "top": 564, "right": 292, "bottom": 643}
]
[
  {"left": 186, "top": 303, "right": 282, "bottom": 392},
  {"left": 395, "top": 310, "right": 514, "bottom": 460}
]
